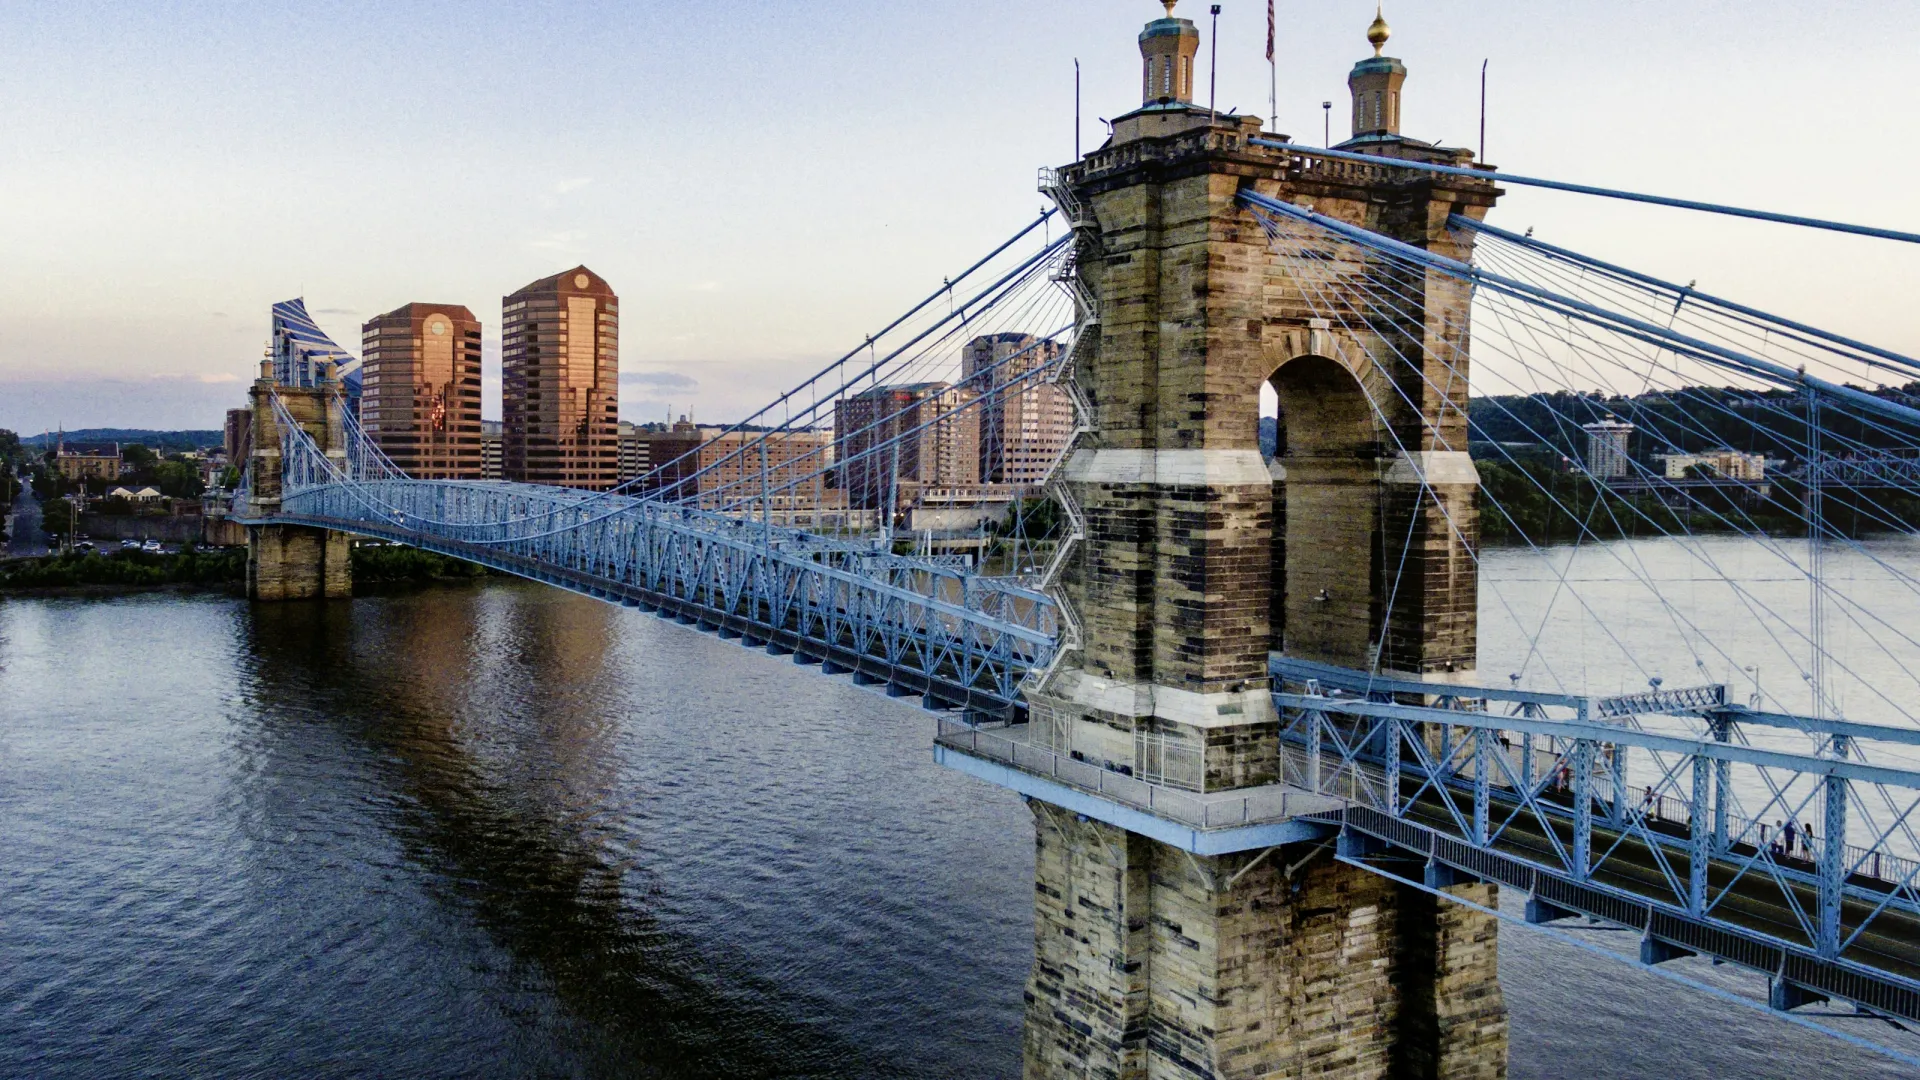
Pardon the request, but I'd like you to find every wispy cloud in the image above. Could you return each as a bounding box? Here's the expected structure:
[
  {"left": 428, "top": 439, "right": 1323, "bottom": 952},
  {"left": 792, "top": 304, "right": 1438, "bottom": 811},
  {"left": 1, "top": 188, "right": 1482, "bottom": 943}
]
[
  {"left": 529, "top": 230, "right": 586, "bottom": 254},
  {"left": 552, "top": 177, "right": 594, "bottom": 195},
  {"left": 689, "top": 280, "right": 720, "bottom": 292},
  {"left": 621, "top": 371, "right": 698, "bottom": 391},
  {"left": 144, "top": 371, "right": 243, "bottom": 385}
]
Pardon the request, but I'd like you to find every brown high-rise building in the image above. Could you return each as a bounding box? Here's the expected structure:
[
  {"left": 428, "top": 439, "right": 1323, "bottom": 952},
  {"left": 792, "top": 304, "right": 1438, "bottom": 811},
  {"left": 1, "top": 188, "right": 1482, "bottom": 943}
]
[
  {"left": 502, "top": 266, "right": 619, "bottom": 489},
  {"left": 224, "top": 408, "right": 252, "bottom": 471},
  {"left": 359, "top": 304, "right": 484, "bottom": 479}
]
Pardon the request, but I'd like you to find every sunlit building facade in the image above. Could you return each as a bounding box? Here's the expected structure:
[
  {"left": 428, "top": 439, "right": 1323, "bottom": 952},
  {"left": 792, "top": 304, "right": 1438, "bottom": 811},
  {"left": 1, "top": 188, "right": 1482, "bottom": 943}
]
[
  {"left": 360, "top": 304, "right": 484, "bottom": 479},
  {"left": 502, "top": 266, "right": 620, "bottom": 489}
]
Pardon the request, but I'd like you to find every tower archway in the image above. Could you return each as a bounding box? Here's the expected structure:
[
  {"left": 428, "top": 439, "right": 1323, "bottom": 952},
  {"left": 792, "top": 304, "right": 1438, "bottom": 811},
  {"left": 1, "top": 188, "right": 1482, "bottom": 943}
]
[{"left": 1266, "top": 354, "right": 1384, "bottom": 669}]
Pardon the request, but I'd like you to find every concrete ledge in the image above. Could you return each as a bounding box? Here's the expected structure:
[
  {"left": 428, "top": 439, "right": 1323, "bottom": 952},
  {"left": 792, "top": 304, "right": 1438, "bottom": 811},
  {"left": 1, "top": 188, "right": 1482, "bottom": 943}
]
[
  {"left": 933, "top": 744, "right": 1330, "bottom": 855},
  {"left": 1062, "top": 448, "right": 1274, "bottom": 486},
  {"left": 1041, "top": 668, "right": 1278, "bottom": 728},
  {"left": 1384, "top": 449, "right": 1479, "bottom": 486}
]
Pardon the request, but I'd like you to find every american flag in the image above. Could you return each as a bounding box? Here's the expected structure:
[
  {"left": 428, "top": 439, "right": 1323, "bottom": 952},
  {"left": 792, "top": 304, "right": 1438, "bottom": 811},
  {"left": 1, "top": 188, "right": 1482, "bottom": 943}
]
[{"left": 1267, "top": 0, "right": 1275, "bottom": 62}]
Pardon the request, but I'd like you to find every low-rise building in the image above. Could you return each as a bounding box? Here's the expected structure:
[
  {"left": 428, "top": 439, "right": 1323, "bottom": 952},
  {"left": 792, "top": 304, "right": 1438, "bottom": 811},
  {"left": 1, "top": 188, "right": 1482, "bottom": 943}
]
[
  {"left": 617, "top": 421, "right": 650, "bottom": 485},
  {"left": 638, "top": 418, "right": 834, "bottom": 513},
  {"left": 55, "top": 443, "right": 122, "bottom": 483},
  {"left": 1655, "top": 448, "right": 1766, "bottom": 481},
  {"left": 834, "top": 383, "right": 982, "bottom": 513}
]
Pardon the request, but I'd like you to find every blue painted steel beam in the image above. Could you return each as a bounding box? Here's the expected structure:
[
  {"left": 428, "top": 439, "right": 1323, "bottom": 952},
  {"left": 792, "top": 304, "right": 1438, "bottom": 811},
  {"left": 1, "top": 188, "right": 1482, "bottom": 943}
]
[
  {"left": 1335, "top": 805, "right": 1920, "bottom": 1023},
  {"left": 1278, "top": 655, "right": 1920, "bottom": 748},
  {"left": 1240, "top": 189, "right": 1920, "bottom": 433},
  {"left": 1450, "top": 215, "right": 1920, "bottom": 381},
  {"left": 1273, "top": 692, "right": 1920, "bottom": 788}
]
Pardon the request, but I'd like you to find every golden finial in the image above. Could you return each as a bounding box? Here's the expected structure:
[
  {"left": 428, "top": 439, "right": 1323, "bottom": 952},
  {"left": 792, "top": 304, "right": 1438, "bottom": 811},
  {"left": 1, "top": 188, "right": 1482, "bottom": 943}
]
[
  {"left": 1163, "top": 0, "right": 1178, "bottom": 15},
  {"left": 1367, "top": 3, "right": 1391, "bottom": 56}
]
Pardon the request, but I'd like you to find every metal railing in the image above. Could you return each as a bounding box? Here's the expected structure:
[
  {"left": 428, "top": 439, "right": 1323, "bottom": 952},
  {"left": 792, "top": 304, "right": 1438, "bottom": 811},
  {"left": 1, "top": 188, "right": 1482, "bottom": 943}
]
[{"left": 1637, "top": 785, "right": 1920, "bottom": 887}]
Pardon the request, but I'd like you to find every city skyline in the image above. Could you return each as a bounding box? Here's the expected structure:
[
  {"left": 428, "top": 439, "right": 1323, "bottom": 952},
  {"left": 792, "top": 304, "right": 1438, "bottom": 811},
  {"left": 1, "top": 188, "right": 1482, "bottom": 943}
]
[{"left": 2, "top": 0, "right": 1917, "bottom": 432}]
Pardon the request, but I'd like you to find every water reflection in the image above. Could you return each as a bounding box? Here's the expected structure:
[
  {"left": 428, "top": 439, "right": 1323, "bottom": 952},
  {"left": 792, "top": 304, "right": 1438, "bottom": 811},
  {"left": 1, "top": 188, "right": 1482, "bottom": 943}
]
[
  {"left": 234, "top": 588, "right": 891, "bottom": 1078},
  {"left": 3, "top": 575, "right": 1914, "bottom": 1079}
]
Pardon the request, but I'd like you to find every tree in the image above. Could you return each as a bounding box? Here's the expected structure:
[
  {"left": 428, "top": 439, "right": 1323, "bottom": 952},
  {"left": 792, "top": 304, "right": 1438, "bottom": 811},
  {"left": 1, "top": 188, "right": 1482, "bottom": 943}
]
[
  {"left": 122, "top": 444, "right": 159, "bottom": 478},
  {"left": 0, "top": 428, "right": 20, "bottom": 466},
  {"left": 153, "top": 460, "right": 204, "bottom": 499}
]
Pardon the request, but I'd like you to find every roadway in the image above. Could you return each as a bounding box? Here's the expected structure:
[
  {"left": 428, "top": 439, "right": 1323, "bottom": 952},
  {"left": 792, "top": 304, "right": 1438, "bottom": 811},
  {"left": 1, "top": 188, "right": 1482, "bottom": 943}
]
[
  {"left": 5, "top": 486, "right": 47, "bottom": 558},
  {"left": 1388, "top": 779, "right": 1920, "bottom": 1009}
]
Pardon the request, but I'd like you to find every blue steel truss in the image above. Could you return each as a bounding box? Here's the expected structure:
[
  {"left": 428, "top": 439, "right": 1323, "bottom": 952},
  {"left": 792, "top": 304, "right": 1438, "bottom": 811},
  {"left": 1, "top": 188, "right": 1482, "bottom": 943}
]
[
  {"left": 251, "top": 393, "right": 1058, "bottom": 717},
  {"left": 1272, "top": 655, "right": 1920, "bottom": 1024}
]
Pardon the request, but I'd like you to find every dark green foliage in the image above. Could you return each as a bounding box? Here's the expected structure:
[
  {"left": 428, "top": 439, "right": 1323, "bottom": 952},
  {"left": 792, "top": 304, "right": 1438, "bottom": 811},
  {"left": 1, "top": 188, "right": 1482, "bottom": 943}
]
[
  {"left": 23, "top": 429, "right": 221, "bottom": 454},
  {"left": 0, "top": 547, "right": 246, "bottom": 590},
  {"left": 153, "top": 459, "right": 205, "bottom": 498},
  {"left": 350, "top": 544, "right": 490, "bottom": 584},
  {"left": 990, "top": 497, "right": 1062, "bottom": 540},
  {"left": 1476, "top": 459, "right": 1920, "bottom": 545},
  {"left": 1469, "top": 383, "right": 1920, "bottom": 463}
]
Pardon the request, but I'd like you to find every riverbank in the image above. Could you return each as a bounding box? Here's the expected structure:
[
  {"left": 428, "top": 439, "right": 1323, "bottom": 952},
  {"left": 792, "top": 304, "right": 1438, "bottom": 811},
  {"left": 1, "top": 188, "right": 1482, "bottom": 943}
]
[{"left": 0, "top": 544, "right": 492, "bottom": 596}]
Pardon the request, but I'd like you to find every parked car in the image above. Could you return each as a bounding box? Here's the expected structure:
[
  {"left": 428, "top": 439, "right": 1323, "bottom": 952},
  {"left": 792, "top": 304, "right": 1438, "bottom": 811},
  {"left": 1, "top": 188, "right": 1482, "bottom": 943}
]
[
  {"left": 120, "top": 539, "right": 140, "bottom": 550},
  {"left": 141, "top": 540, "right": 162, "bottom": 553}
]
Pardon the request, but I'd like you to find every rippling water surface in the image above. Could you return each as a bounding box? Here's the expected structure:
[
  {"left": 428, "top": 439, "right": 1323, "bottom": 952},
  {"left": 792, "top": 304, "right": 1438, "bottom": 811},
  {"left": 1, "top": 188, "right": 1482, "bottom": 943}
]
[{"left": 1, "top": 580, "right": 1912, "bottom": 1078}]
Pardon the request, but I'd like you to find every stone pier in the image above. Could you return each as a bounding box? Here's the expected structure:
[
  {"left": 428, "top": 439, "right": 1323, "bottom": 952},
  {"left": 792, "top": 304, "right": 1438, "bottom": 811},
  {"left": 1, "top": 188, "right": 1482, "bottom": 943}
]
[
  {"left": 244, "top": 362, "right": 353, "bottom": 601},
  {"left": 1024, "top": 809, "right": 1505, "bottom": 1079},
  {"left": 977, "top": 6, "right": 1508, "bottom": 1077}
]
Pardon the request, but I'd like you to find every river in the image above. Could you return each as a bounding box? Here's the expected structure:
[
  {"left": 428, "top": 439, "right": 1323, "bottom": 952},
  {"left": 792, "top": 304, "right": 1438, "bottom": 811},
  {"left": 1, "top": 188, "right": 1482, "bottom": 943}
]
[{"left": 2, "top": 564, "right": 1917, "bottom": 1078}]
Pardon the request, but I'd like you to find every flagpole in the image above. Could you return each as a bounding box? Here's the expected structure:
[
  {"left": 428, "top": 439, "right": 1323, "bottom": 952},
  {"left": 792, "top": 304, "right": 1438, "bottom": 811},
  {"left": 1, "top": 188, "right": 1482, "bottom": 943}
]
[{"left": 1267, "top": 0, "right": 1277, "bottom": 131}]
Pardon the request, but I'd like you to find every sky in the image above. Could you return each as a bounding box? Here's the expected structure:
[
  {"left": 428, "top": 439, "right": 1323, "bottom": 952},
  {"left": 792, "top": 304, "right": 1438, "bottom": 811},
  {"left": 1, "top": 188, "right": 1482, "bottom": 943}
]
[{"left": 1, "top": 0, "right": 1916, "bottom": 434}]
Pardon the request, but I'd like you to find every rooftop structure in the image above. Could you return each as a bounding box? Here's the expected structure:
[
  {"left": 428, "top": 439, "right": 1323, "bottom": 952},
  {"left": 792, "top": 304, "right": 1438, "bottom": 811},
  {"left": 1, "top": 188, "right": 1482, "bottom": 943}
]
[{"left": 270, "top": 298, "right": 361, "bottom": 408}]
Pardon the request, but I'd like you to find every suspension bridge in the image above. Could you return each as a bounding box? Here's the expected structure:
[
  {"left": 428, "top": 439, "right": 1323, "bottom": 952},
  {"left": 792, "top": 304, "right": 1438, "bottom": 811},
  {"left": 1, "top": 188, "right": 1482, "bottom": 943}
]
[{"left": 228, "top": 6, "right": 1920, "bottom": 1077}]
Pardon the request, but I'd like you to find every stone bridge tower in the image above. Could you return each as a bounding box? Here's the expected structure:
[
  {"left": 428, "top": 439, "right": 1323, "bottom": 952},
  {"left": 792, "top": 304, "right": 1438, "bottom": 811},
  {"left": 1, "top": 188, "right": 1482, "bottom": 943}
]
[
  {"left": 244, "top": 360, "right": 352, "bottom": 600},
  {"left": 1018, "top": 5, "right": 1506, "bottom": 1077}
]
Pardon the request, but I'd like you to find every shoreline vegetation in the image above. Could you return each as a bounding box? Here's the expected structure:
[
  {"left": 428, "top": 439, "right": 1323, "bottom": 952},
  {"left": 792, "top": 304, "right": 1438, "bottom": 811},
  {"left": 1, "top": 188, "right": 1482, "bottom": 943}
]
[
  {"left": 1476, "top": 459, "right": 1920, "bottom": 544},
  {"left": 0, "top": 545, "right": 494, "bottom": 596}
]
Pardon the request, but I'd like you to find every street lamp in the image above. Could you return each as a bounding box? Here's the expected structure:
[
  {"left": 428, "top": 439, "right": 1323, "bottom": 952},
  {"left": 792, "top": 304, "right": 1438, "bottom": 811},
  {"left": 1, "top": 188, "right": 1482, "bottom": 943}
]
[
  {"left": 1208, "top": 6, "right": 1222, "bottom": 122},
  {"left": 1322, "top": 101, "right": 1333, "bottom": 147}
]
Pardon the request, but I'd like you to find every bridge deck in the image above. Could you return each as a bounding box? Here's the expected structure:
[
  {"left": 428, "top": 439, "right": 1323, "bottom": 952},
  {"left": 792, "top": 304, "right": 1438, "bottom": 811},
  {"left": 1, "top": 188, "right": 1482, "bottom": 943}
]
[{"left": 935, "top": 716, "right": 1920, "bottom": 1022}]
